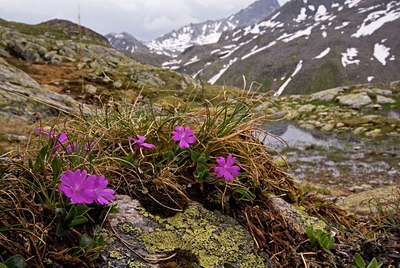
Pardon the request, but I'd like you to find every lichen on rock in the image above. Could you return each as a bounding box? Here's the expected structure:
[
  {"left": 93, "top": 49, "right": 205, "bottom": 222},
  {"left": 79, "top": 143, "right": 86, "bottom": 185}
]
[{"left": 104, "top": 195, "right": 270, "bottom": 268}]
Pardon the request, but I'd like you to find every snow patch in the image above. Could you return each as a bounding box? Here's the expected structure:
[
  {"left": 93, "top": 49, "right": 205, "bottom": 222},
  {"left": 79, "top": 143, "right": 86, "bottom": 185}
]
[
  {"left": 367, "top": 76, "right": 374, "bottom": 82},
  {"left": 344, "top": 0, "right": 362, "bottom": 8},
  {"left": 208, "top": 58, "right": 237, "bottom": 85},
  {"left": 313, "top": 47, "right": 331, "bottom": 59},
  {"left": 335, "top": 21, "right": 350, "bottom": 30},
  {"left": 314, "top": 5, "right": 336, "bottom": 21},
  {"left": 278, "top": 25, "right": 315, "bottom": 43},
  {"left": 322, "top": 31, "right": 327, "bottom": 38},
  {"left": 294, "top": 8, "right": 307, "bottom": 23},
  {"left": 241, "top": 41, "right": 276, "bottom": 60},
  {"left": 373, "top": 43, "right": 391, "bottom": 65},
  {"left": 274, "top": 60, "right": 303, "bottom": 96},
  {"left": 184, "top": 56, "right": 200, "bottom": 66},
  {"left": 341, "top": 48, "right": 360, "bottom": 67},
  {"left": 352, "top": 2, "right": 400, "bottom": 38}
]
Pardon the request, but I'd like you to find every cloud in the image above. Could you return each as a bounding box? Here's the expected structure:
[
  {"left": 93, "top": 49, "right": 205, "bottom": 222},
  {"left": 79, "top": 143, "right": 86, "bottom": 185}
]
[{"left": 0, "top": 0, "right": 268, "bottom": 41}]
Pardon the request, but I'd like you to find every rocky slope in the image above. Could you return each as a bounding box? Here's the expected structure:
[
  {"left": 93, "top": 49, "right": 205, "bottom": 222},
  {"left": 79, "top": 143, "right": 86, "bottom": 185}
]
[
  {"left": 173, "top": 0, "right": 400, "bottom": 94},
  {"left": 0, "top": 18, "right": 198, "bottom": 153},
  {"left": 107, "top": 0, "right": 280, "bottom": 59}
]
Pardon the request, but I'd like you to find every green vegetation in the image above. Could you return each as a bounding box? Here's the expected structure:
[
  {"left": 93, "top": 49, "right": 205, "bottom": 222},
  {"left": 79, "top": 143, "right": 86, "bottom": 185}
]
[{"left": 306, "top": 226, "right": 335, "bottom": 254}]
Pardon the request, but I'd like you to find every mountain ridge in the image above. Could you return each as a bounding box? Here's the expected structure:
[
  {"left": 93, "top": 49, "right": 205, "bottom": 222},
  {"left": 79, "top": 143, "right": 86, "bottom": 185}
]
[
  {"left": 107, "top": 0, "right": 280, "bottom": 58},
  {"left": 173, "top": 0, "right": 400, "bottom": 94}
]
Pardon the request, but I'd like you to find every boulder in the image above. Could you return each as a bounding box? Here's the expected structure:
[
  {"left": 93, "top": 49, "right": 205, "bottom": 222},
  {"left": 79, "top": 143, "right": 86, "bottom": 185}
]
[
  {"left": 310, "top": 87, "right": 346, "bottom": 101},
  {"left": 298, "top": 104, "right": 315, "bottom": 113},
  {"left": 336, "top": 186, "right": 399, "bottom": 215},
  {"left": 336, "top": 92, "right": 372, "bottom": 109},
  {"left": 376, "top": 95, "right": 396, "bottom": 104},
  {"left": 0, "top": 60, "right": 88, "bottom": 122},
  {"left": 104, "top": 195, "right": 271, "bottom": 268}
]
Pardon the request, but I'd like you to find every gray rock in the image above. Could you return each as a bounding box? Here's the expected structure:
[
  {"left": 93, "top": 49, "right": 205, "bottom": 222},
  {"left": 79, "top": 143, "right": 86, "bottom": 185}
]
[
  {"left": 113, "top": 80, "right": 123, "bottom": 89},
  {"left": 0, "top": 48, "right": 11, "bottom": 58},
  {"left": 298, "top": 104, "right": 315, "bottom": 113},
  {"left": 376, "top": 95, "right": 396, "bottom": 104},
  {"left": 321, "top": 123, "right": 335, "bottom": 132},
  {"left": 336, "top": 186, "right": 400, "bottom": 215},
  {"left": 353, "top": 127, "right": 366, "bottom": 135},
  {"left": 310, "top": 87, "right": 346, "bottom": 101},
  {"left": 365, "top": 129, "right": 381, "bottom": 137},
  {"left": 0, "top": 60, "right": 89, "bottom": 121},
  {"left": 336, "top": 92, "right": 372, "bottom": 109},
  {"left": 104, "top": 195, "right": 271, "bottom": 268},
  {"left": 371, "top": 88, "right": 392, "bottom": 96},
  {"left": 85, "top": 84, "right": 98, "bottom": 95}
]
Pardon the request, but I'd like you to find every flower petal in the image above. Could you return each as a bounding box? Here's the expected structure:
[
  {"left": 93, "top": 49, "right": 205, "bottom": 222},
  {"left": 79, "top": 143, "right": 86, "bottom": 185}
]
[
  {"left": 226, "top": 154, "right": 236, "bottom": 166},
  {"left": 179, "top": 140, "right": 189, "bottom": 148},
  {"left": 142, "top": 142, "right": 155, "bottom": 148},
  {"left": 223, "top": 171, "right": 235, "bottom": 182},
  {"left": 216, "top": 156, "right": 226, "bottom": 166}
]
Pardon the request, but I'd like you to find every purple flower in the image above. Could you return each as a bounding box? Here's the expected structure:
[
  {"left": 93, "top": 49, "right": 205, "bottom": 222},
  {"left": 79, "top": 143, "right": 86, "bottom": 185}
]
[
  {"left": 171, "top": 126, "right": 197, "bottom": 148},
  {"left": 66, "top": 141, "right": 94, "bottom": 155},
  {"left": 35, "top": 128, "right": 57, "bottom": 137},
  {"left": 93, "top": 175, "right": 116, "bottom": 205},
  {"left": 35, "top": 128, "right": 68, "bottom": 151},
  {"left": 214, "top": 154, "right": 240, "bottom": 182},
  {"left": 58, "top": 169, "right": 97, "bottom": 204},
  {"left": 128, "top": 135, "right": 155, "bottom": 155},
  {"left": 58, "top": 169, "right": 115, "bottom": 205}
]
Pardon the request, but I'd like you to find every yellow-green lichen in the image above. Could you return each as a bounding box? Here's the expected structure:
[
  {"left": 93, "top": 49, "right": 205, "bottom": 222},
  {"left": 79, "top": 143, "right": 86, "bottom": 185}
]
[
  {"left": 109, "top": 250, "right": 123, "bottom": 259},
  {"left": 141, "top": 229, "right": 183, "bottom": 253},
  {"left": 127, "top": 259, "right": 151, "bottom": 268},
  {"left": 119, "top": 223, "right": 143, "bottom": 237},
  {"left": 136, "top": 204, "right": 268, "bottom": 268}
]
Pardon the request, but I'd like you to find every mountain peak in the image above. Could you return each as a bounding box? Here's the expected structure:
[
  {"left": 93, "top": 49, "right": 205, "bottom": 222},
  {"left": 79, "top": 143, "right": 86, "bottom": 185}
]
[{"left": 108, "top": 0, "right": 280, "bottom": 58}]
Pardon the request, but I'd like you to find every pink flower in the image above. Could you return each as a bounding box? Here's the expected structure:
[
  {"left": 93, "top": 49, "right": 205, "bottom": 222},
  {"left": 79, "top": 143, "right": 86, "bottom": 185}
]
[
  {"left": 35, "top": 128, "right": 57, "bottom": 137},
  {"left": 93, "top": 175, "right": 116, "bottom": 205},
  {"left": 128, "top": 135, "right": 155, "bottom": 155},
  {"left": 214, "top": 154, "right": 240, "bottom": 182},
  {"left": 58, "top": 169, "right": 115, "bottom": 205},
  {"left": 35, "top": 128, "right": 68, "bottom": 151},
  {"left": 58, "top": 169, "right": 97, "bottom": 204},
  {"left": 171, "top": 126, "right": 197, "bottom": 148},
  {"left": 66, "top": 141, "right": 94, "bottom": 154}
]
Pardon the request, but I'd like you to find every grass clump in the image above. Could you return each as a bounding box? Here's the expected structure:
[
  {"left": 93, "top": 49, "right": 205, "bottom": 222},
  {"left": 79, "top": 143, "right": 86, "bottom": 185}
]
[{"left": 0, "top": 90, "right": 358, "bottom": 267}]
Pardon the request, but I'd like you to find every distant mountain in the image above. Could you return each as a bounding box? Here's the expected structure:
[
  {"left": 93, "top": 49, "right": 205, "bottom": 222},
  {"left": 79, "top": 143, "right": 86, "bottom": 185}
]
[
  {"left": 147, "top": 0, "right": 280, "bottom": 56},
  {"left": 173, "top": 0, "right": 400, "bottom": 94},
  {"left": 107, "top": 0, "right": 280, "bottom": 58},
  {"left": 106, "top": 32, "right": 150, "bottom": 54}
]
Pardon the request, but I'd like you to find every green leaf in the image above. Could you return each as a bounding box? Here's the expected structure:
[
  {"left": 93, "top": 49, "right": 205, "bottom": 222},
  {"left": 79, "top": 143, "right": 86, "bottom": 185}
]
[
  {"left": 354, "top": 253, "right": 365, "bottom": 268},
  {"left": 69, "top": 215, "right": 88, "bottom": 227},
  {"left": 191, "top": 151, "right": 200, "bottom": 162},
  {"left": 51, "top": 157, "right": 63, "bottom": 180},
  {"left": 4, "top": 255, "right": 26, "bottom": 268},
  {"left": 56, "top": 223, "right": 67, "bottom": 237},
  {"left": 0, "top": 263, "right": 8, "bottom": 268},
  {"left": 33, "top": 145, "right": 49, "bottom": 172},
  {"left": 306, "top": 226, "right": 317, "bottom": 245},
  {"left": 367, "top": 258, "right": 383, "bottom": 268},
  {"left": 80, "top": 234, "right": 95, "bottom": 251},
  {"left": 108, "top": 205, "right": 119, "bottom": 214}
]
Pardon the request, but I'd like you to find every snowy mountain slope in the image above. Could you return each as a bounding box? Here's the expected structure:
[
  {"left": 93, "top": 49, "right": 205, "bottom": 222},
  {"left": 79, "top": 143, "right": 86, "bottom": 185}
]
[
  {"left": 147, "top": 0, "right": 280, "bottom": 56},
  {"left": 107, "top": 0, "right": 280, "bottom": 58},
  {"left": 174, "top": 0, "right": 400, "bottom": 94},
  {"left": 106, "top": 32, "right": 150, "bottom": 54}
]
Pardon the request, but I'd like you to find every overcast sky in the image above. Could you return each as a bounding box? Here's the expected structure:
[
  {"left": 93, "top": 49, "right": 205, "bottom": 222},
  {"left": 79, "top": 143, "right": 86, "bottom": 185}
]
[{"left": 0, "top": 0, "right": 288, "bottom": 41}]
